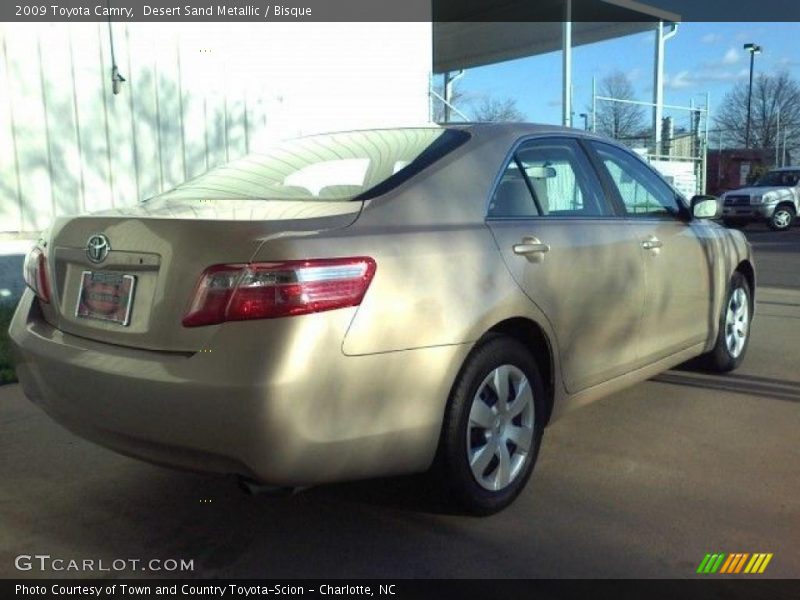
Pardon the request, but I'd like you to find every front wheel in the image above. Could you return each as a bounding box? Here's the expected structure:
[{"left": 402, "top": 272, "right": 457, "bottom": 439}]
[
  {"left": 698, "top": 272, "right": 752, "bottom": 372},
  {"left": 768, "top": 205, "right": 795, "bottom": 231},
  {"left": 434, "top": 336, "right": 545, "bottom": 515}
]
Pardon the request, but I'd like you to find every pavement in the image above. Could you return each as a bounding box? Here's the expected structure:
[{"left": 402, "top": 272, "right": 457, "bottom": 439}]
[
  {"left": 0, "top": 224, "right": 798, "bottom": 579},
  {"left": 743, "top": 223, "right": 800, "bottom": 289}
]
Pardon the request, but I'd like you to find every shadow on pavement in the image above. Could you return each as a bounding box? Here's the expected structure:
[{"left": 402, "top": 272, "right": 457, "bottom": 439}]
[
  {"left": 653, "top": 371, "right": 800, "bottom": 404},
  {"left": 302, "top": 472, "right": 457, "bottom": 515}
]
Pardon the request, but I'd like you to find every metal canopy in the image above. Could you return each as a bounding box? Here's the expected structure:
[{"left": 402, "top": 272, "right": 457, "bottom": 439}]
[
  {"left": 435, "top": 21, "right": 662, "bottom": 73},
  {"left": 432, "top": 0, "right": 681, "bottom": 128}
]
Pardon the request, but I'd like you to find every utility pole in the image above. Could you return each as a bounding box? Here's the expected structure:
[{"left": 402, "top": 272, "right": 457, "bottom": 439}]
[
  {"left": 579, "top": 113, "right": 589, "bottom": 130},
  {"left": 775, "top": 105, "right": 780, "bottom": 167},
  {"left": 442, "top": 70, "right": 464, "bottom": 123},
  {"left": 562, "top": 0, "right": 573, "bottom": 128},
  {"left": 743, "top": 43, "right": 761, "bottom": 149},
  {"left": 653, "top": 21, "right": 678, "bottom": 151},
  {"left": 717, "top": 128, "right": 723, "bottom": 189},
  {"left": 783, "top": 130, "right": 788, "bottom": 167}
]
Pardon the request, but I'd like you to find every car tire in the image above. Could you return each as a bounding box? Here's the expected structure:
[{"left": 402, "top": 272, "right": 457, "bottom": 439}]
[
  {"left": 434, "top": 335, "right": 545, "bottom": 515},
  {"left": 767, "top": 205, "right": 796, "bottom": 231},
  {"left": 723, "top": 219, "right": 748, "bottom": 229},
  {"left": 698, "top": 272, "right": 752, "bottom": 372}
]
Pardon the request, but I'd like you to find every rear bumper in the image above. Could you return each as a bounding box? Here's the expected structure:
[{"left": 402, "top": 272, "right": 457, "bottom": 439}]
[{"left": 10, "top": 291, "right": 466, "bottom": 485}]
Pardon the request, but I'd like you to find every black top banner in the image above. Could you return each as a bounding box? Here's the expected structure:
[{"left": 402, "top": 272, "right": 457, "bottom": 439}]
[{"left": 3, "top": 0, "right": 800, "bottom": 22}]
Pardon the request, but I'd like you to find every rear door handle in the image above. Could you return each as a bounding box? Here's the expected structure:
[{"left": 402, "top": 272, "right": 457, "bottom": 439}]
[
  {"left": 513, "top": 237, "right": 550, "bottom": 256},
  {"left": 641, "top": 237, "right": 663, "bottom": 250}
]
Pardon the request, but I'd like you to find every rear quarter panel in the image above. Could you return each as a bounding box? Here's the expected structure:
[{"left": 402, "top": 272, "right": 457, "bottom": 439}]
[{"left": 248, "top": 128, "right": 562, "bottom": 380}]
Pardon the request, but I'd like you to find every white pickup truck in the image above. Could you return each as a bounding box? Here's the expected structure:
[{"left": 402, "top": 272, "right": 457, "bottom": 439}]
[{"left": 721, "top": 167, "right": 799, "bottom": 231}]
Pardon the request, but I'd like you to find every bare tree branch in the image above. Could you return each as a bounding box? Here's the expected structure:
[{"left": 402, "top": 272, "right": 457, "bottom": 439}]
[
  {"left": 593, "top": 71, "right": 646, "bottom": 140},
  {"left": 473, "top": 97, "right": 525, "bottom": 122},
  {"left": 431, "top": 80, "right": 466, "bottom": 123},
  {"left": 432, "top": 74, "right": 526, "bottom": 123},
  {"left": 714, "top": 70, "right": 800, "bottom": 155}
]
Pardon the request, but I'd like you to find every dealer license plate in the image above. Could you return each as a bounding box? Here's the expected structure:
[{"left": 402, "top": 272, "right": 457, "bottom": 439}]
[{"left": 75, "top": 271, "right": 136, "bottom": 326}]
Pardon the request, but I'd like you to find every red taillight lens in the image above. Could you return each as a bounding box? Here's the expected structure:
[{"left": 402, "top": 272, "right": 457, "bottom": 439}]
[
  {"left": 182, "top": 257, "right": 376, "bottom": 327},
  {"left": 23, "top": 246, "right": 50, "bottom": 304}
]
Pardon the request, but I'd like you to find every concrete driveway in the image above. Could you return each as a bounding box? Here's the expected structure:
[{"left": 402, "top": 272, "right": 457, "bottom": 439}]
[{"left": 0, "top": 226, "right": 798, "bottom": 579}]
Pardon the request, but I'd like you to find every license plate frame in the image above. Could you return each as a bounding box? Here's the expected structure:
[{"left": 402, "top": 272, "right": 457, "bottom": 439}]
[{"left": 75, "top": 271, "right": 136, "bottom": 326}]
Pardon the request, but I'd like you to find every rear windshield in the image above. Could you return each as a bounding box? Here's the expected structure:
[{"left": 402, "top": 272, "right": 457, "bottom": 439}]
[{"left": 157, "top": 128, "right": 470, "bottom": 201}]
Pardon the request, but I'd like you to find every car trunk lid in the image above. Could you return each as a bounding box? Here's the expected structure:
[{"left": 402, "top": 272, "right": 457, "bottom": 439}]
[{"left": 43, "top": 198, "right": 362, "bottom": 352}]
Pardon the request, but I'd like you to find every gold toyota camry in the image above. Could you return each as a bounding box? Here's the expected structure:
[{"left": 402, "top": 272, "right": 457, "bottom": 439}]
[{"left": 10, "top": 124, "right": 755, "bottom": 514}]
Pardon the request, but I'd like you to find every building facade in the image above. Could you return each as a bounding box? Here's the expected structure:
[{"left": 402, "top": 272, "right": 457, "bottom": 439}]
[{"left": 0, "top": 22, "right": 432, "bottom": 234}]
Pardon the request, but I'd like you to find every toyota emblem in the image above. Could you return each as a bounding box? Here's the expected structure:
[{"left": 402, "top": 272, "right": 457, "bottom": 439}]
[{"left": 86, "top": 234, "right": 111, "bottom": 263}]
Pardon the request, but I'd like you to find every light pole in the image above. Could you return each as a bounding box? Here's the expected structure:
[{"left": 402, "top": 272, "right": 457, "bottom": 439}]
[
  {"left": 775, "top": 105, "right": 780, "bottom": 167},
  {"left": 783, "top": 129, "right": 788, "bottom": 167},
  {"left": 743, "top": 43, "right": 761, "bottom": 149},
  {"left": 579, "top": 113, "right": 589, "bottom": 130}
]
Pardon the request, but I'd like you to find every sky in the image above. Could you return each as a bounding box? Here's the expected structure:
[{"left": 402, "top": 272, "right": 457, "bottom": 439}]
[{"left": 454, "top": 22, "right": 800, "bottom": 131}]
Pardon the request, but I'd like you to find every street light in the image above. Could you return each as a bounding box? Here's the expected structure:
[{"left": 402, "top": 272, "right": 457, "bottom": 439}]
[
  {"left": 743, "top": 43, "right": 762, "bottom": 149},
  {"left": 579, "top": 113, "right": 589, "bottom": 130}
]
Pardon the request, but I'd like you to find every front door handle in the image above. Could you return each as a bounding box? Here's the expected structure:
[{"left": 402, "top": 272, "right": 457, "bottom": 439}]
[
  {"left": 513, "top": 237, "right": 550, "bottom": 256},
  {"left": 641, "top": 237, "right": 663, "bottom": 251}
]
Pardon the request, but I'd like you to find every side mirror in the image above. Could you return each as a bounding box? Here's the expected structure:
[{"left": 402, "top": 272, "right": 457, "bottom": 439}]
[{"left": 691, "top": 195, "right": 721, "bottom": 220}]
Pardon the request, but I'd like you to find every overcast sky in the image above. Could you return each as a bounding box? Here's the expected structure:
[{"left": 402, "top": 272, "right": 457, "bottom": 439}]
[{"left": 456, "top": 22, "right": 800, "bottom": 130}]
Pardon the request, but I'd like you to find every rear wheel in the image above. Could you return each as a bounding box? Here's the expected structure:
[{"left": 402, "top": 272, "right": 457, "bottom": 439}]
[
  {"left": 435, "top": 336, "right": 545, "bottom": 515},
  {"left": 768, "top": 205, "right": 795, "bottom": 231},
  {"left": 698, "top": 272, "right": 752, "bottom": 372}
]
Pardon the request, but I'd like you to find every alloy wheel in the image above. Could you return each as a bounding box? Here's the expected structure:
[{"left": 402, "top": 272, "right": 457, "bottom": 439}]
[
  {"left": 725, "top": 287, "right": 749, "bottom": 358},
  {"left": 466, "top": 364, "right": 535, "bottom": 491},
  {"left": 772, "top": 209, "right": 793, "bottom": 229}
]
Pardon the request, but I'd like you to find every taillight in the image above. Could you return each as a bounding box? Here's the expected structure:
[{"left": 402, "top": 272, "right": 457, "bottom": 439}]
[
  {"left": 23, "top": 246, "right": 50, "bottom": 304},
  {"left": 182, "top": 257, "right": 376, "bottom": 327}
]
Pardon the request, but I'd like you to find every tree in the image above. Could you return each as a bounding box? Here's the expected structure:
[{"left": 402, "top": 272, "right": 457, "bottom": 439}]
[
  {"left": 593, "top": 71, "right": 646, "bottom": 140},
  {"left": 432, "top": 79, "right": 525, "bottom": 123},
  {"left": 473, "top": 97, "right": 526, "bottom": 122},
  {"left": 714, "top": 70, "right": 800, "bottom": 158},
  {"left": 432, "top": 79, "right": 466, "bottom": 123}
]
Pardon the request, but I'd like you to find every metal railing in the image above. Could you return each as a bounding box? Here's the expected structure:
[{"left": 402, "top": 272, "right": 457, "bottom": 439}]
[
  {"left": 428, "top": 88, "right": 470, "bottom": 123},
  {"left": 591, "top": 91, "right": 710, "bottom": 196}
]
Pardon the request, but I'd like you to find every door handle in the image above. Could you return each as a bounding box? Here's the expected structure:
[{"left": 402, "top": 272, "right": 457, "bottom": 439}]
[
  {"left": 641, "top": 237, "right": 663, "bottom": 250},
  {"left": 513, "top": 237, "right": 550, "bottom": 256}
]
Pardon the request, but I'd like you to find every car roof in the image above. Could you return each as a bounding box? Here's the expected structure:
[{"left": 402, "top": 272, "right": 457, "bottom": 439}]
[
  {"left": 306, "top": 122, "right": 607, "bottom": 139},
  {"left": 770, "top": 166, "right": 800, "bottom": 172},
  {"left": 446, "top": 121, "right": 608, "bottom": 141},
  {"left": 292, "top": 122, "right": 614, "bottom": 148}
]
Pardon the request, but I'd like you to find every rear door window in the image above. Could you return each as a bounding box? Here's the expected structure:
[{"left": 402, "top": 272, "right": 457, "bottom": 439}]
[{"left": 488, "top": 137, "right": 613, "bottom": 218}]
